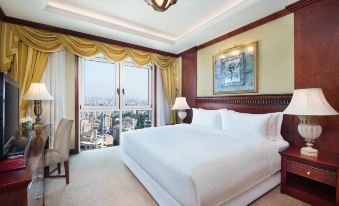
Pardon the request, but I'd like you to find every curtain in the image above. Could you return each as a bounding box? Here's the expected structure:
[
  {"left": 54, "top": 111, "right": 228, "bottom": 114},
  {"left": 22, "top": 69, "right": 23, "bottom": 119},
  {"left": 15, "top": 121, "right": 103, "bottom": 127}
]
[
  {"left": 0, "top": 22, "right": 178, "bottom": 122},
  {"left": 156, "top": 68, "right": 170, "bottom": 126},
  {"left": 0, "top": 37, "right": 49, "bottom": 118},
  {"left": 40, "top": 50, "right": 66, "bottom": 136},
  {"left": 160, "top": 61, "right": 177, "bottom": 124}
]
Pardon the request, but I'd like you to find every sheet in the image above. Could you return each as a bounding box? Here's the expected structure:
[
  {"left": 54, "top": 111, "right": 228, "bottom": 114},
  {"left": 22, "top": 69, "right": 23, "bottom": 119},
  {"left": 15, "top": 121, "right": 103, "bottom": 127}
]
[{"left": 120, "top": 124, "right": 282, "bottom": 206}]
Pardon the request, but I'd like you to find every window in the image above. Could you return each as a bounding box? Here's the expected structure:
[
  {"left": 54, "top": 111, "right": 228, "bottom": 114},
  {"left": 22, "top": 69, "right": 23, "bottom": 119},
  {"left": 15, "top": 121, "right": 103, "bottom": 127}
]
[
  {"left": 123, "top": 62, "right": 152, "bottom": 107},
  {"left": 83, "top": 58, "right": 118, "bottom": 108},
  {"left": 79, "top": 56, "right": 154, "bottom": 150}
]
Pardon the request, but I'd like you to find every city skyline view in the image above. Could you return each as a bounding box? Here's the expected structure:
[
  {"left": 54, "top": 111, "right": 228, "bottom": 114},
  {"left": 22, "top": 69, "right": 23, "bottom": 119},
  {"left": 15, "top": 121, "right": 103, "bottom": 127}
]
[
  {"left": 81, "top": 58, "right": 154, "bottom": 151},
  {"left": 84, "top": 59, "right": 150, "bottom": 106},
  {"left": 80, "top": 110, "right": 152, "bottom": 150}
]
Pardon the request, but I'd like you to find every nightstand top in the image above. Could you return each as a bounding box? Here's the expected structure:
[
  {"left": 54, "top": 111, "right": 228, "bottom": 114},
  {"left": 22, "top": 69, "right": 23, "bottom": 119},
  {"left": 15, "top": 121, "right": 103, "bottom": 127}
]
[{"left": 280, "top": 147, "right": 339, "bottom": 169}]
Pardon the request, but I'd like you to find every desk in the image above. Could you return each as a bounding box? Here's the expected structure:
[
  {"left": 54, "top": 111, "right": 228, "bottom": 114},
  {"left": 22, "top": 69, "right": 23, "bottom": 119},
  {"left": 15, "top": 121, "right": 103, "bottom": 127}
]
[{"left": 0, "top": 126, "right": 49, "bottom": 206}]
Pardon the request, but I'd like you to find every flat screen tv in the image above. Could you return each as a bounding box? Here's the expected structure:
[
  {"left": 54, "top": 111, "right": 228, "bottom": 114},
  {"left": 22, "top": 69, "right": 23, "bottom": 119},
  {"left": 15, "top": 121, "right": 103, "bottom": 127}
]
[{"left": 0, "top": 72, "right": 19, "bottom": 160}]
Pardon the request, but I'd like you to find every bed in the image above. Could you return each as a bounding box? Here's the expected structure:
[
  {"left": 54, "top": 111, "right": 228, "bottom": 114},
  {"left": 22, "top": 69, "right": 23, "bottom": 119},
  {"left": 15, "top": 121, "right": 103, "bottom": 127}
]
[{"left": 120, "top": 94, "right": 292, "bottom": 206}]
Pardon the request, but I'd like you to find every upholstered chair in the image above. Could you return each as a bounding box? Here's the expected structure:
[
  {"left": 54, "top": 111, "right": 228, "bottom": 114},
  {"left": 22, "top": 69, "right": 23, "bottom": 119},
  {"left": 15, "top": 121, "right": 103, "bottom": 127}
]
[{"left": 44, "top": 118, "right": 74, "bottom": 184}]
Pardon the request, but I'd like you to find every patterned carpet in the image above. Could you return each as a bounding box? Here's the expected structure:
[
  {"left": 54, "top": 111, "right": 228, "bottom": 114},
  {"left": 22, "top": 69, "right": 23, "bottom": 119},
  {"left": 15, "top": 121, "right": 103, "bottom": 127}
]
[{"left": 45, "top": 147, "right": 310, "bottom": 206}]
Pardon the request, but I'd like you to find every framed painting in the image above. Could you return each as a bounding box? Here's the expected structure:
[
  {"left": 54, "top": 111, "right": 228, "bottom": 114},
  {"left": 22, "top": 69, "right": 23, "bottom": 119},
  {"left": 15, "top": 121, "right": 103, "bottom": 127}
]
[{"left": 213, "top": 41, "right": 258, "bottom": 94}]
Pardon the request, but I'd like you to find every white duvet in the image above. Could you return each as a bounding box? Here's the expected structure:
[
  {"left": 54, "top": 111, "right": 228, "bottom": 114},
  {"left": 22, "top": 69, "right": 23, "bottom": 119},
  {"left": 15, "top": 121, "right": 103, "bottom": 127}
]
[{"left": 120, "top": 124, "right": 281, "bottom": 206}]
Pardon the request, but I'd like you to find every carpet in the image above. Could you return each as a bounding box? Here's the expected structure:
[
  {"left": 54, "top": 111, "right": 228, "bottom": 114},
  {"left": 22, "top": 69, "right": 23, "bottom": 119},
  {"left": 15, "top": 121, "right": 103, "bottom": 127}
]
[{"left": 45, "top": 147, "right": 310, "bottom": 206}]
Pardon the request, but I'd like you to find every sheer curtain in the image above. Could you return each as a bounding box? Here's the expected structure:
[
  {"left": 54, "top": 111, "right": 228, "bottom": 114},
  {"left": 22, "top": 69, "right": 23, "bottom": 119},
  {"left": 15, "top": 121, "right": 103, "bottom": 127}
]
[
  {"left": 40, "top": 50, "right": 66, "bottom": 132},
  {"left": 157, "top": 68, "right": 170, "bottom": 126},
  {"left": 27, "top": 50, "right": 66, "bottom": 146}
]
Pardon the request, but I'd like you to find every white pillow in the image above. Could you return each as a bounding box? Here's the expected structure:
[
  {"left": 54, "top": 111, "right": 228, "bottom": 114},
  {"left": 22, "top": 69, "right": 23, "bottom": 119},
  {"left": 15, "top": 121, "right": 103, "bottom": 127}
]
[
  {"left": 191, "top": 108, "right": 222, "bottom": 130},
  {"left": 267, "top": 112, "right": 284, "bottom": 141},
  {"left": 220, "top": 110, "right": 271, "bottom": 138}
]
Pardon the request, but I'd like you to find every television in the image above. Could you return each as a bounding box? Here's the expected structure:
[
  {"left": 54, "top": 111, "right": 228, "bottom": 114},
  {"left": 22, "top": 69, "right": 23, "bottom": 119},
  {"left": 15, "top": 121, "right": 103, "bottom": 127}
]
[{"left": 0, "top": 72, "right": 19, "bottom": 160}]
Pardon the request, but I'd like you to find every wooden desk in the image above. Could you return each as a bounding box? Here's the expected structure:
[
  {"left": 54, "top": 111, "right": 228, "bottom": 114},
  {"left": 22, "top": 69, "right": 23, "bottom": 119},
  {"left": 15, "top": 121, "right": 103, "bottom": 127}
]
[{"left": 0, "top": 126, "right": 49, "bottom": 206}]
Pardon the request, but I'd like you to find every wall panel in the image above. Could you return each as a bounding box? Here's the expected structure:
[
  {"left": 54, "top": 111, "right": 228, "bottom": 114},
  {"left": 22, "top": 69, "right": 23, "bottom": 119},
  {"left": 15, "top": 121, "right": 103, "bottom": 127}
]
[{"left": 294, "top": 0, "right": 339, "bottom": 154}]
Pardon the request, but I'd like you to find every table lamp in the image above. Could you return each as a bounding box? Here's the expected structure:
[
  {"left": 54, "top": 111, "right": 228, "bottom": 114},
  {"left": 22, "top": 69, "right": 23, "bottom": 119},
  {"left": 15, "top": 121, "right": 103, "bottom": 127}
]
[
  {"left": 23, "top": 83, "right": 53, "bottom": 126},
  {"left": 172, "top": 97, "right": 191, "bottom": 123},
  {"left": 283, "top": 88, "right": 338, "bottom": 156}
]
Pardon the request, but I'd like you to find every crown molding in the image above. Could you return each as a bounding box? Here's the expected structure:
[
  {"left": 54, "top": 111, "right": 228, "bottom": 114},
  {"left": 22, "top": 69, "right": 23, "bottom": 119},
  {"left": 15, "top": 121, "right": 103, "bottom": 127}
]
[
  {"left": 1, "top": 0, "right": 321, "bottom": 57},
  {"left": 197, "top": 8, "right": 291, "bottom": 50},
  {"left": 178, "top": 46, "right": 198, "bottom": 57},
  {"left": 1, "top": 15, "right": 179, "bottom": 57},
  {"left": 286, "top": 0, "right": 321, "bottom": 12}
]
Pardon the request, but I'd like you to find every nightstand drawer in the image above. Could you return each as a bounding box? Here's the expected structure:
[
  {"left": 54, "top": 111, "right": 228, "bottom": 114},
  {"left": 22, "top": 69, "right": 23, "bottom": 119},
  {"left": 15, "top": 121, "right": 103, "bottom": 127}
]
[{"left": 287, "top": 160, "right": 336, "bottom": 187}]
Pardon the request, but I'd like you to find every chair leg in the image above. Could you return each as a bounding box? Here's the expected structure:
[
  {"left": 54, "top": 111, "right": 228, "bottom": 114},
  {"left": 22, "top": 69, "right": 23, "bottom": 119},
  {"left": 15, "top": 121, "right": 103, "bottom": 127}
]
[
  {"left": 57, "top": 163, "right": 61, "bottom": 174},
  {"left": 44, "top": 166, "right": 49, "bottom": 178},
  {"left": 64, "top": 161, "right": 69, "bottom": 184}
]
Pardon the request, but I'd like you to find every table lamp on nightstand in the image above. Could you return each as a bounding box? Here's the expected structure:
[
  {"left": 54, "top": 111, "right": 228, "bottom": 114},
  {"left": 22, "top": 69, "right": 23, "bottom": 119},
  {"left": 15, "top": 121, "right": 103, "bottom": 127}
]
[
  {"left": 172, "top": 97, "right": 191, "bottom": 123},
  {"left": 23, "top": 83, "right": 53, "bottom": 128},
  {"left": 283, "top": 88, "right": 338, "bottom": 157}
]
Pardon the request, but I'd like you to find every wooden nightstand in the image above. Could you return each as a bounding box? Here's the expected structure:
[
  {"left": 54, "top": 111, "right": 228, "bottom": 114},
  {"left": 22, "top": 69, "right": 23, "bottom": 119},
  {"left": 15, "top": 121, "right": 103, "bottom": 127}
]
[{"left": 280, "top": 147, "right": 339, "bottom": 206}]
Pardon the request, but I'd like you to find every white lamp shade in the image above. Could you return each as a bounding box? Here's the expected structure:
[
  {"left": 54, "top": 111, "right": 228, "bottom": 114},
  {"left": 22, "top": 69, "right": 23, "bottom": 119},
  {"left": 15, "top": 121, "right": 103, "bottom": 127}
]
[
  {"left": 22, "top": 83, "right": 54, "bottom": 100},
  {"left": 284, "top": 88, "right": 338, "bottom": 116},
  {"left": 172, "top": 97, "right": 190, "bottom": 110}
]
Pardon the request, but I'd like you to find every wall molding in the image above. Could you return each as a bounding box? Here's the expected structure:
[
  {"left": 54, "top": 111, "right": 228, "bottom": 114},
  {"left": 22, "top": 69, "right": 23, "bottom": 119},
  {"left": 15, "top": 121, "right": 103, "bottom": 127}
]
[
  {"left": 286, "top": 0, "right": 322, "bottom": 12},
  {"left": 179, "top": 46, "right": 198, "bottom": 57},
  {"left": 197, "top": 8, "right": 291, "bottom": 50},
  {"left": 196, "top": 0, "right": 323, "bottom": 51}
]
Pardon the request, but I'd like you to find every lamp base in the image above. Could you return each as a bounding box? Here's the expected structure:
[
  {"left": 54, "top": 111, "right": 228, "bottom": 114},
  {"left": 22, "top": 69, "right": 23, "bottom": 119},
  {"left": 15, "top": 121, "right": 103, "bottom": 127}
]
[
  {"left": 33, "top": 123, "right": 45, "bottom": 130},
  {"left": 301, "top": 146, "right": 318, "bottom": 157},
  {"left": 177, "top": 111, "right": 187, "bottom": 124},
  {"left": 297, "top": 116, "right": 322, "bottom": 157}
]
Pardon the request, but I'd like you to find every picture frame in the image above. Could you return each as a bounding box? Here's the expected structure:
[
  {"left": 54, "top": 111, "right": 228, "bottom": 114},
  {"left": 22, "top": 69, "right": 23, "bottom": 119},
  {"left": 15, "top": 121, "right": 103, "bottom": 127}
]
[{"left": 213, "top": 41, "right": 258, "bottom": 94}]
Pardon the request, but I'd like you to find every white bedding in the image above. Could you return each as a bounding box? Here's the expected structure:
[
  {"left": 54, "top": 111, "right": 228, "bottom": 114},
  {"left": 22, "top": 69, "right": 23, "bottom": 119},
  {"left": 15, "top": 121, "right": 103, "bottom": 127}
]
[{"left": 120, "top": 124, "right": 284, "bottom": 206}]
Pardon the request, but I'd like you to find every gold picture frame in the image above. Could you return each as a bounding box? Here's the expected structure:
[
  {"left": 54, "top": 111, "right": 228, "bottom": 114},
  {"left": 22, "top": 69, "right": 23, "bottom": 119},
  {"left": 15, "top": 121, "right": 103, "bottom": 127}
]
[{"left": 212, "top": 41, "right": 258, "bottom": 94}]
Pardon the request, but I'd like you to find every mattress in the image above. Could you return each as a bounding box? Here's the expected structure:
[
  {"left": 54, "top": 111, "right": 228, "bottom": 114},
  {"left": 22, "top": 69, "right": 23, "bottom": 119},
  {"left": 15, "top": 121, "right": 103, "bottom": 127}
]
[{"left": 120, "top": 124, "right": 285, "bottom": 206}]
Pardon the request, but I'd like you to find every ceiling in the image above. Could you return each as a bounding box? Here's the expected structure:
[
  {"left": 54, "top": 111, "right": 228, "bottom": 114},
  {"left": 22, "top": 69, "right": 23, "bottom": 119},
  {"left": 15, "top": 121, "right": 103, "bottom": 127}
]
[{"left": 0, "top": 0, "right": 297, "bottom": 54}]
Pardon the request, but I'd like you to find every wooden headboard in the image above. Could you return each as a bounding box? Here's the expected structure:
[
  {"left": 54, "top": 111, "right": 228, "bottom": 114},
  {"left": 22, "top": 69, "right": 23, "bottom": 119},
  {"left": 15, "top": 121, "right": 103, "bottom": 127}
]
[
  {"left": 195, "top": 94, "right": 339, "bottom": 155},
  {"left": 195, "top": 94, "right": 301, "bottom": 150},
  {"left": 196, "top": 94, "right": 292, "bottom": 113}
]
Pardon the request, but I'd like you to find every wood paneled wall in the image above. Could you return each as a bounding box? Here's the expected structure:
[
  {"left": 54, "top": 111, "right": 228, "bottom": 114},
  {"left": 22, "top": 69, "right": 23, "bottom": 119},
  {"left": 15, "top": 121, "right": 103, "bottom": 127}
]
[
  {"left": 181, "top": 47, "right": 197, "bottom": 123},
  {"left": 293, "top": 0, "right": 339, "bottom": 154},
  {"left": 181, "top": 0, "right": 339, "bottom": 154}
]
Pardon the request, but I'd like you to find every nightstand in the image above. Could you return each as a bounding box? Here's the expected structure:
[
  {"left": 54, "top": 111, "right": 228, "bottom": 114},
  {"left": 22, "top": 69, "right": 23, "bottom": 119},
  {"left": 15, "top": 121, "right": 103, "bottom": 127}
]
[{"left": 280, "top": 147, "right": 339, "bottom": 206}]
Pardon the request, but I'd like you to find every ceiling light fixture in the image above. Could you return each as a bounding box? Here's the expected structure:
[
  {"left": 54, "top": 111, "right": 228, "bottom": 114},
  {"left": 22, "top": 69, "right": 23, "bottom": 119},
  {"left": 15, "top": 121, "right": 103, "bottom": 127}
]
[{"left": 145, "top": 0, "right": 177, "bottom": 12}]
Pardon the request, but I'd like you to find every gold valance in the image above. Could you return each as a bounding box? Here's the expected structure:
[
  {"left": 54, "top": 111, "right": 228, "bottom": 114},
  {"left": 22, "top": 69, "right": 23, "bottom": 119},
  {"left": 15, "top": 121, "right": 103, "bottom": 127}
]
[
  {"left": 1, "top": 23, "right": 177, "bottom": 70},
  {"left": 0, "top": 22, "right": 178, "bottom": 123}
]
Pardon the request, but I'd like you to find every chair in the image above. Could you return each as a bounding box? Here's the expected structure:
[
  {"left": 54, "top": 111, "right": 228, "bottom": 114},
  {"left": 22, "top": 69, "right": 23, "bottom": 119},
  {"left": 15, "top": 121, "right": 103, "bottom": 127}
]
[{"left": 44, "top": 118, "right": 74, "bottom": 184}]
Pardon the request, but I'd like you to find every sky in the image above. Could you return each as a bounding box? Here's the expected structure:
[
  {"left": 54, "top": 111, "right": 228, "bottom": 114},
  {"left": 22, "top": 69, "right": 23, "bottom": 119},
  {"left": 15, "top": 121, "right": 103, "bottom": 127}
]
[{"left": 84, "top": 60, "right": 149, "bottom": 102}]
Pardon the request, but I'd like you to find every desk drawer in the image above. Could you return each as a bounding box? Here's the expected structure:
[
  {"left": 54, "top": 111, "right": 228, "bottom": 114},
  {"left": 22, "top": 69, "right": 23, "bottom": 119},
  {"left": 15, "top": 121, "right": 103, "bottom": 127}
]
[{"left": 287, "top": 160, "right": 336, "bottom": 187}]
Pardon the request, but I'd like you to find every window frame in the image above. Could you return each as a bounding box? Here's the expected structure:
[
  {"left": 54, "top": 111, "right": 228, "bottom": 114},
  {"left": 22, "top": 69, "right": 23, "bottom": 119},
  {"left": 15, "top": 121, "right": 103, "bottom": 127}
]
[
  {"left": 80, "top": 56, "right": 120, "bottom": 111},
  {"left": 121, "top": 60, "right": 153, "bottom": 110}
]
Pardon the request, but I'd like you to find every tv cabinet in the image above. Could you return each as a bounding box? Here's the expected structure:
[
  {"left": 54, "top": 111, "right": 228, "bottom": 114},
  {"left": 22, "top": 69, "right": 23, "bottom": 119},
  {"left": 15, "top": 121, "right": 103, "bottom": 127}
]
[{"left": 0, "top": 126, "right": 49, "bottom": 206}]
